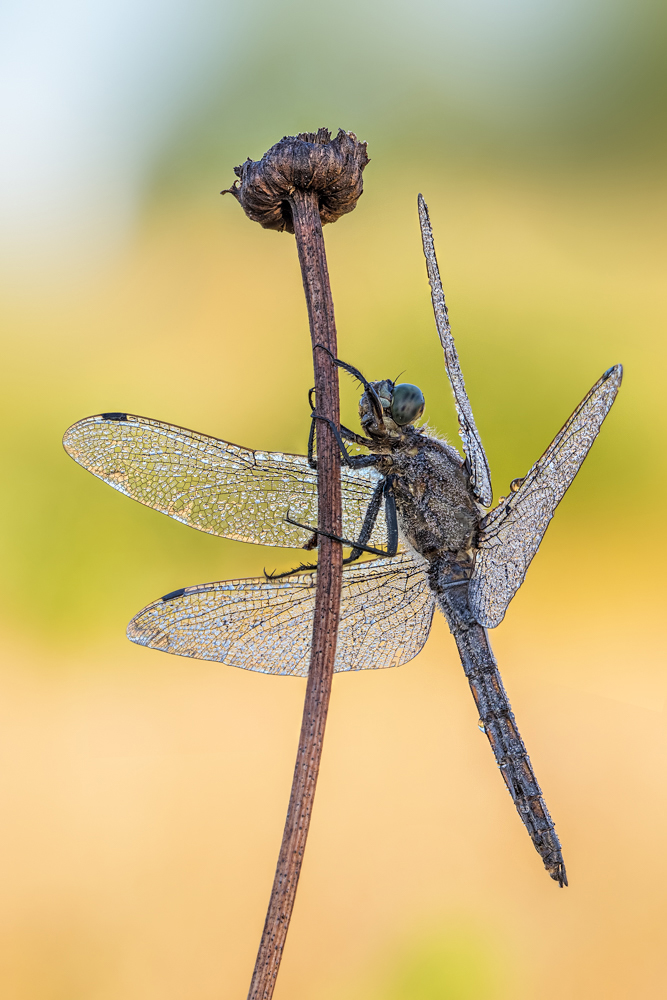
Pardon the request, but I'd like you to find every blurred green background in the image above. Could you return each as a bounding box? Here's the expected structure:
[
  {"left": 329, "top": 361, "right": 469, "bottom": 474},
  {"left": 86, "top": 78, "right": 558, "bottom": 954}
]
[{"left": 0, "top": 0, "right": 665, "bottom": 997}]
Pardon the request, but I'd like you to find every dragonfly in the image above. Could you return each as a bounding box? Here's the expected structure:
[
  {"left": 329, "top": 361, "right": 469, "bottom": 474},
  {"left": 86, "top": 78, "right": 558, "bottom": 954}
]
[{"left": 62, "top": 195, "right": 622, "bottom": 887}]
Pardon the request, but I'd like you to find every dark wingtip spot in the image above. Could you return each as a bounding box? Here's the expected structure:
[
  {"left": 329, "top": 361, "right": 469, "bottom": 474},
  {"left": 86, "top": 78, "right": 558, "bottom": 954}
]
[
  {"left": 161, "top": 588, "right": 186, "bottom": 602},
  {"left": 101, "top": 412, "right": 128, "bottom": 421}
]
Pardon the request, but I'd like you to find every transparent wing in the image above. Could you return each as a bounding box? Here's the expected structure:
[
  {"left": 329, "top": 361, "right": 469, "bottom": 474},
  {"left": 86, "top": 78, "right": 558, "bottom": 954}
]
[
  {"left": 418, "top": 194, "right": 493, "bottom": 507},
  {"left": 63, "top": 413, "right": 387, "bottom": 549},
  {"left": 127, "top": 550, "right": 434, "bottom": 676},
  {"left": 469, "top": 364, "right": 623, "bottom": 628}
]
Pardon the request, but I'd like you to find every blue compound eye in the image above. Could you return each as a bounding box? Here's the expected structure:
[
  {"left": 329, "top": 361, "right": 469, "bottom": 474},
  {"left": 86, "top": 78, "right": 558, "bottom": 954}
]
[{"left": 390, "top": 383, "right": 425, "bottom": 426}]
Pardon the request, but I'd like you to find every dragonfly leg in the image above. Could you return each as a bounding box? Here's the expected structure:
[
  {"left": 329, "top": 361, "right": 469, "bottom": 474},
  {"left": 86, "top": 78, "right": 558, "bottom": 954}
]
[
  {"left": 344, "top": 479, "right": 386, "bottom": 565},
  {"left": 309, "top": 413, "right": 354, "bottom": 467},
  {"left": 263, "top": 560, "right": 318, "bottom": 580},
  {"left": 344, "top": 476, "right": 399, "bottom": 565},
  {"left": 310, "top": 413, "right": 379, "bottom": 469},
  {"left": 285, "top": 512, "right": 392, "bottom": 559},
  {"left": 384, "top": 477, "right": 399, "bottom": 552},
  {"left": 340, "top": 425, "right": 375, "bottom": 448},
  {"left": 307, "top": 409, "right": 318, "bottom": 470},
  {"left": 343, "top": 479, "right": 384, "bottom": 563},
  {"left": 307, "top": 387, "right": 373, "bottom": 471},
  {"left": 314, "top": 345, "right": 384, "bottom": 422},
  {"left": 265, "top": 480, "right": 397, "bottom": 579},
  {"left": 314, "top": 345, "right": 369, "bottom": 389}
]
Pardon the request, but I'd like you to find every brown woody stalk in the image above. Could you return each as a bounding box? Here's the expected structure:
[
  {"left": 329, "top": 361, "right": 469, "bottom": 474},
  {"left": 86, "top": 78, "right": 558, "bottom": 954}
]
[{"left": 223, "top": 128, "right": 369, "bottom": 1000}]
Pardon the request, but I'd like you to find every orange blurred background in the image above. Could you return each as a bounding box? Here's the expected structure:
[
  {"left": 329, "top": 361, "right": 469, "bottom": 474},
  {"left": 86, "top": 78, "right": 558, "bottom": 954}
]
[{"left": 0, "top": 1, "right": 665, "bottom": 997}]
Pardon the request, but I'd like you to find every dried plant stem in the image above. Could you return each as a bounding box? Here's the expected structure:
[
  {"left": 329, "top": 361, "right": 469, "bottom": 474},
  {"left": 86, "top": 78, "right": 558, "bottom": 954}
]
[{"left": 246, "top": 189, "right": 343, "bottom": 1000}]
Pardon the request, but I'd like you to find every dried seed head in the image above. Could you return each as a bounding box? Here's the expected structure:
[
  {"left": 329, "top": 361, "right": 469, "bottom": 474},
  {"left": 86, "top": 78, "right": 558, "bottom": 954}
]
[{"left": 222, "top": 128, "right": 369, "bottom": 233}]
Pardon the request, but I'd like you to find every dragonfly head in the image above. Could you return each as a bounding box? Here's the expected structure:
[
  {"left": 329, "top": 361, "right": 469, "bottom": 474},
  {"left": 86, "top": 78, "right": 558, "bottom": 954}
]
[{"left": 359, "top": 380, "right": 425, "bottom": 436}]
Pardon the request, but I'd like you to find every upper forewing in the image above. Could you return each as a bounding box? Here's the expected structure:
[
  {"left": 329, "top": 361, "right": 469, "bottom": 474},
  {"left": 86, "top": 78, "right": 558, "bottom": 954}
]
[
  {"left": 63, "top": 413, "right": 387, "bottom": 549},
  {"left": 469, "top": 365, "right": 623, "bottom": 628},
  {"left": 127, "top": 550, "right": 435, "bottom": 675},
  {"left": 418, "top": 195, "right": 493, "bottom": 507}
]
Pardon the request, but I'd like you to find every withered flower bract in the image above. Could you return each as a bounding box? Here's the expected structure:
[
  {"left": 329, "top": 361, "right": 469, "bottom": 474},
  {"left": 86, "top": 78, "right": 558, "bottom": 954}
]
[{"left": 222, "top": 127, "right": 369, "bottom": 232}]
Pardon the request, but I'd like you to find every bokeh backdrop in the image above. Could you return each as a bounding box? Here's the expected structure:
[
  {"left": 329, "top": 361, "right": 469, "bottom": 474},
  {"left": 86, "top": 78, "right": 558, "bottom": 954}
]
[{"left": 0, "top": 0, "right": 665, "bottom": 997}]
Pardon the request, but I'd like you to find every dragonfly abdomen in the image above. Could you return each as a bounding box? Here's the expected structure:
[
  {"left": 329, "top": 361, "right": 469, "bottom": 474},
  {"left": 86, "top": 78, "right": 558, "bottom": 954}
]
[{"left": 433, "top": 570, "right": 567, "bottom": 887}]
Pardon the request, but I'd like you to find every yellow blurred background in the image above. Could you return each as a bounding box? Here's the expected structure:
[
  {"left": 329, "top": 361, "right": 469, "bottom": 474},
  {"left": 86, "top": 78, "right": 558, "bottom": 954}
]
[{"left": 0, "top": 0, "right": 665, "bottom": 997}]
